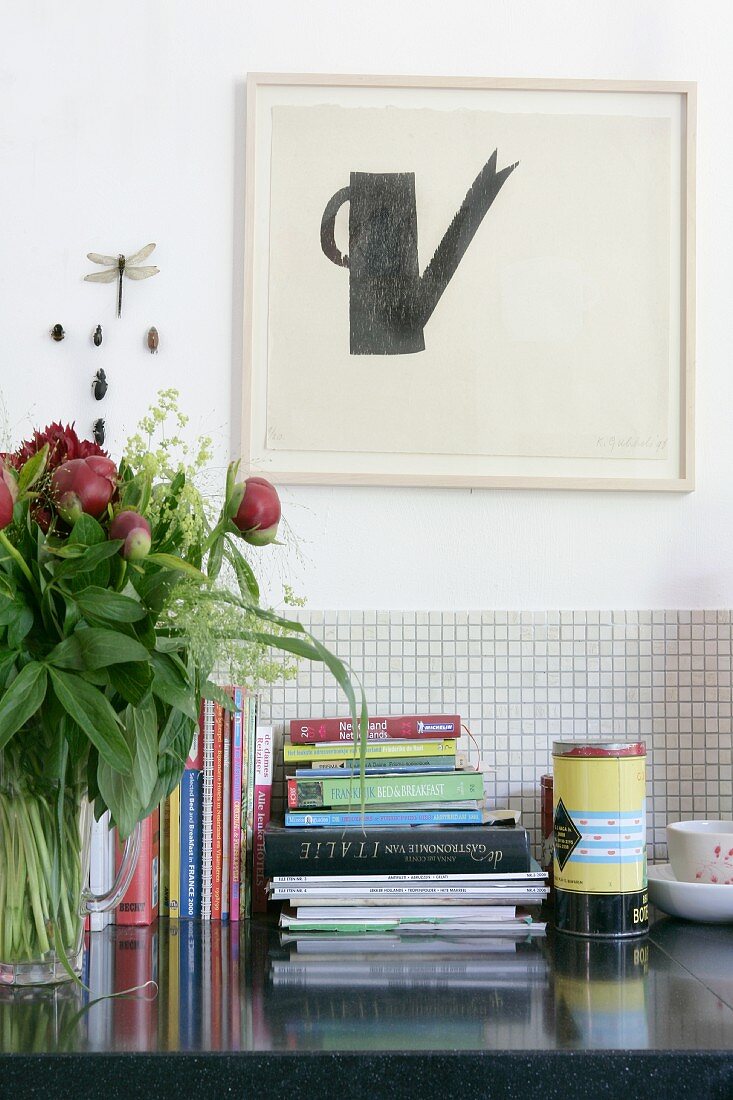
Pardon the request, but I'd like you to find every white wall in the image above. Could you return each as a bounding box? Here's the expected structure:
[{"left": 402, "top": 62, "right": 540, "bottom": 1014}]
[{"left": 1, "top": 1, "right": 729, "bottom": 610}]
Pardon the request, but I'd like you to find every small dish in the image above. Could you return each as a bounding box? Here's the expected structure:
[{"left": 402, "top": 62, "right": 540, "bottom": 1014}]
[{"left": 648, "top": 863, "right": 733, "bottom": 923}]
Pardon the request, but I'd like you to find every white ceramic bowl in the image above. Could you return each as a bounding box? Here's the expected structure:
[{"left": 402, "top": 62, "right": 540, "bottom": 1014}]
[{"left": 666, "top": 820, "right": 733, "bottom": 884}]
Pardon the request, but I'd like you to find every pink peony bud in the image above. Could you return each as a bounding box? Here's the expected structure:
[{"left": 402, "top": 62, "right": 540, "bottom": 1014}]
[
  {"left": 51, "top": 455, "right": 118, "bottom": 523},
  {"left": 109, "top": 510, "right": 152, "bottom": 560},
  {"left": 231, "top": 476, "right": 281, "bottom": 546},
  {"left": 0, "top": 458, "right": 17, "bottom": 530}
]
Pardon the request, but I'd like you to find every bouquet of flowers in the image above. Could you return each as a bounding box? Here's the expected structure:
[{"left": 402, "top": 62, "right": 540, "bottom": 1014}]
[{"left": 0, "top": 390, "right": 362, "bottom": 979}]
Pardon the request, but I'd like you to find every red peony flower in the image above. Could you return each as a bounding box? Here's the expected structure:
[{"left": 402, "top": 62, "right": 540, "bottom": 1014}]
[
  {"left": 51, "top": 456, "right": 118, "bottom": 523},
  {"left": 6, "top": 422, "right": 108, "bottom": 474},
  {"left": 0, "top": 457, "right": 17, "bottom": 530},
  {"left": 109, "top": 510, "right": 152, "bottom": 560},
  {"left": 231, "top": 476, "right": 281, "bottom": 545}
]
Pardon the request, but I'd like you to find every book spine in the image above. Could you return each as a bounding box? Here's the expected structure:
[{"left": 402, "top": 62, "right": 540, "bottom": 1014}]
[
  {"left": 241, "top": 695, "right": 258, "bottom": 920},
  {"left": 201, "top": 699, "right": 216, "bottom": 919},
  {"left": 211, "top": 703, "right": 225, "bottom": 921},
  {"left": 283, "top": 738, "right": 457, "bottom": 763},
  {"left": 289, "top": 714, "right": 461, "bottom": 744},
  {"left": 168, "top": 784, "right": 181, "bottom": 918},
  {"left": 298, "top": 762, "right": 452, "bottom": 776},
  {"left": 266, "top": 824, "right": 531, "bottom": 874},
  {"left": 179, "top": 720, "right": 203, "bottom": 919},
  {"left": 228, "top": 686, "right": 244, "bottom": 922},
  {"left": 238, "top": 696, "right": 251, "bottom": 921},
  {"left": 114, "top": 808, "right": 160, "bottom": 926},
  {"left": 287, "top": 771, "right": 483, "bottom": 809},
  {"left": 221, "top": 707, "right": 232, "bottom": 922},
  {"left": 252, "top": 724, "right": 274, "bottom": 914},
  {"left": 272, "top": 870, "right": 548, "bottom": 883},
  {"left": 283, "top": 808, "right": 484, "bottom": 827},
  {"left": 159, "top": 797, "right": 169, "bottom": 918},
  {"left": 273, "top": 884, "right": 547, "bottom": 898}
]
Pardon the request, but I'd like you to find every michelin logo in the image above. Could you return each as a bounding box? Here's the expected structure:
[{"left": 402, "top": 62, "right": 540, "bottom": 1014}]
[{"left": 417, "top": 721, "right": 455, "bottom": 733}]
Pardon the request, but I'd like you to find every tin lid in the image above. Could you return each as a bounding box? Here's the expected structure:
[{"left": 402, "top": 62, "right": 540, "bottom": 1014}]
[{"left": 552, "top": 740, "right": 646, "bottom": 758}]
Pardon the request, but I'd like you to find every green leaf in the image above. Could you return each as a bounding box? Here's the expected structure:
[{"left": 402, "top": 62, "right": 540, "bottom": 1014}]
[
  {"left": 150, "top": 652, "right": 198, "bottom": 721},
  {"left": 17, "top": 445, "right": 48, "bottom": 494},
  {"left": 40, "top": 586, "right": 63, "bottom": 637},
  {"left": 0, "top": 650, "right": 16, "bottom": 692},
  {"left": 75, "top": 628, "right": 151, "bottom": 670},
  {"left": 4, "top": 604, "right": 33, "bottom": 647},
  {"left": 96, "top": 758, "right": 142, "bottom": 840},
  {"left": 127, "top": 696, "right": 158, "bottom": 809},
  {"left": 133, "top": 569, "right": 178, "bottom": 614},
  {"left": 158, "top": 708, "right": 196, "bottom": 761},
  {"left": 0, "top": 662, "right": 47, "bottom": 752},
  {"left": 109, "top": 662, "right": 153, "bottom": 706},
  {"left": 52, "top": 540, "right": 122, "bottom": 580},
  {"left": 118, "top": 470, "right": 152, "bottom": 515},
  {"left": 46, "top": 635, "right": 85, "bottom": 670},
  {"left": 225, "top": 543, "right": 259, "bottom": 602},
  {"left": 70, "top": 514, "right": 106, "bottom": 546},
  {"left": 74, "top": 587, "right": 147, "bottom": 623},
  {"left": 201, "top": 680, "right": 236, "bottom": 709},
  {"left": 207, "top": 537, "right": 224, "bottom": 581},
  {"left": 240, "top": 629, "right": 323, "bottom": 662},
  {"left": 48, "top": 667, "right": 133, "bottom": 774},
  {"left": 146, "top": 552, "right": 210, "bottom": 584}
]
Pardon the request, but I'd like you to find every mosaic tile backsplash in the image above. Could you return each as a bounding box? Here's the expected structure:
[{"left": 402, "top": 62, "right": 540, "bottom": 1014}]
[{"left": 260, "top": 611, "right": 733, "bottom": 863}]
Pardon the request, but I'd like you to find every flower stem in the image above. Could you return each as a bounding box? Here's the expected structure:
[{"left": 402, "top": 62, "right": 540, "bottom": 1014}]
[{"left": 0, "top": 529, "right": 39, "bottom": 595}]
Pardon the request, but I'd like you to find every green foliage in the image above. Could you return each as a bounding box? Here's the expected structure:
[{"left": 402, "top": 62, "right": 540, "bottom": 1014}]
[{"left": 0, "top": 390, "right": 365, "bottom": 841}]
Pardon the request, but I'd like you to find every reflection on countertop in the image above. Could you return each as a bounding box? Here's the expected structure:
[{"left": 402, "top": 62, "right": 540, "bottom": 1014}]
[{"left": 2, "top": 917, "right": 733, "bottom": 1056}]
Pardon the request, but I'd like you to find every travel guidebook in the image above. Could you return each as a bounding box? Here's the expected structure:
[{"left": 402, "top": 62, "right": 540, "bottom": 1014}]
[
  {"left": 289, "top": 713, "right": 461, "bottom": 743},
  {"left": 286, "top": 771, "right": 484, "bottom": 809}
]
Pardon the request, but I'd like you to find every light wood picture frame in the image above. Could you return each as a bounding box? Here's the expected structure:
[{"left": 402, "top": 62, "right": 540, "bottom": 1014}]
[{"left": 243, "top": 74, "right": 695, "bottom": 490}]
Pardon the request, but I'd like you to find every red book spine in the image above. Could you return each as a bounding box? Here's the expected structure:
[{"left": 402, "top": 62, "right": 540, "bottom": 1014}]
[
  {"left": 211, "top": 703, "right": 225, "bottom": 920},
  {"left": 289, "top": 713, "right": 461, "bottom": 744},
  {"left": 114, "top": 809, "right": 160, "bottom": 926},
  {"left": 252, "top": 725, "right": 273, "bottom": 913}
]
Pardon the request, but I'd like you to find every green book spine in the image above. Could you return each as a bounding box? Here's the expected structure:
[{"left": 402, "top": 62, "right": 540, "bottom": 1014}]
[{"left": 287, "top": 771, "right": 484, "bottom": 809}]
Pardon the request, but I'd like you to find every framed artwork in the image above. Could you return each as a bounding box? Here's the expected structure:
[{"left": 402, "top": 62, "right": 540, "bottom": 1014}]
[{"left": 243, "top": 74, "right": 695, "bottom": 490}]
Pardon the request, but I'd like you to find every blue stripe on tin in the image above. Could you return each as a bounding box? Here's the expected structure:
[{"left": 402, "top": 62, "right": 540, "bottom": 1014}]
[
  {"left": 566, "top": 809, "right": 644, "bottom": 821},
  {"left": 567, "top": 853, "right": 645, "bottom": 864},
  {"left": 573, "top": 838, "right": 645, "bottom": 849}
]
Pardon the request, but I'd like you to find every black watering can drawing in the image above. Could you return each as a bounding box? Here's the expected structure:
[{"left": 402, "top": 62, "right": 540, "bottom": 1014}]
[{"left": 320, "top": 150, "right": 518, "bottom": 355}]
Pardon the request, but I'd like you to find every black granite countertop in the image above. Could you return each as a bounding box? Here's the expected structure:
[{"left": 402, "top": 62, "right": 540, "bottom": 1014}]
[{"left": 2, "top": 915, "right": 733, "bottom": 1099}]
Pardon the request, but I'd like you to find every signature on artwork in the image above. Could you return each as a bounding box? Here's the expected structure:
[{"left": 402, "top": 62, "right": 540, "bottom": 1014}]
[{"left": 596, "top": 434, "right": 668, "bottom": 454}]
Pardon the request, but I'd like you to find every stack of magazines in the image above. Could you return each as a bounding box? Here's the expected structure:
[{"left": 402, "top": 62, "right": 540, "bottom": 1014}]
[{"left": 264, "top": 819, "right": 548, "bottom": 936}]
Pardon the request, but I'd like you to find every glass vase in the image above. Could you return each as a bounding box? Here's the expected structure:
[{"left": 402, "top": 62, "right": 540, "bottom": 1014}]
[{"left": 0, "top": 744, "right": 140, "bottom": 986}]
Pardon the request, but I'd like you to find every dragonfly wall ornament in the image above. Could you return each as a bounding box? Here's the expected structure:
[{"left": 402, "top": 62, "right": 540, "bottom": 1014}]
[{"left": 84, "top": 243, "right": 159, "bottom": 317}]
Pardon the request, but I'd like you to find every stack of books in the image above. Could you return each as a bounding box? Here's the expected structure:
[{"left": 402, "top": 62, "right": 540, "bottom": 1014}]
[
  {"left": 284, "top": 711, "right": 486, "bottom": 827},
  {"left": 167, "top": 689, "right": 274, "bottom": 921},
  {"left": 88, "top": 688, "right": 274, "bottom": 925},
  {"left": 265, "top": 711, "right": 548, "bottom": 937}
]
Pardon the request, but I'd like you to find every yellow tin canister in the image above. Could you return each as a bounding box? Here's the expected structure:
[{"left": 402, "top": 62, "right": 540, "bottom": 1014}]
[{"left": 552, "top": 740, "right": 648, "bottom": 937}]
